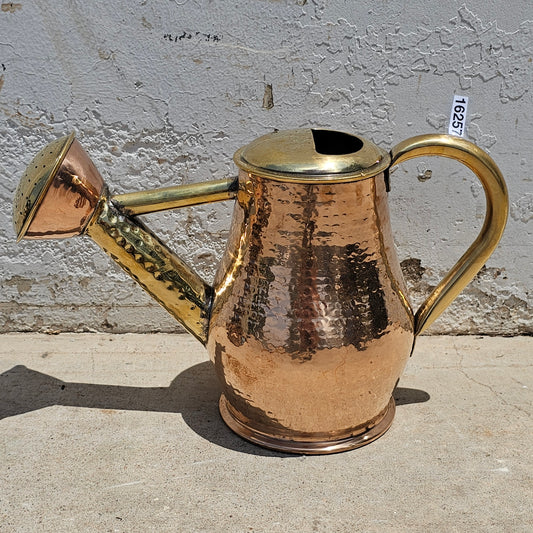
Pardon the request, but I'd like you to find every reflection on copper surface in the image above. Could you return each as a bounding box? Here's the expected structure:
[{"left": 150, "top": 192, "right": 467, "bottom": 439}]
[
  {"left": 24, "top": 140, "right": 104, "bottom": 239},
  {"left": 208, "top": 171, "right": 415, "bottom": 451}
]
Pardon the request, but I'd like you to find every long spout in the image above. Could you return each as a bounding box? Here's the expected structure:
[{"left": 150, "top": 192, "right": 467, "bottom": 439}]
[
  {"left": 13, "top": 133, "right": 237, "bottom": 344},
  {"left": 86, "top": 192, "right": 213, "bottom": 343}
]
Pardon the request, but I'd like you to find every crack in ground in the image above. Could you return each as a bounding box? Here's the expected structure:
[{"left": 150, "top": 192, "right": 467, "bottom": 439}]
[{"left": 452, "top": 339, "right": 531, "bottom": 419}]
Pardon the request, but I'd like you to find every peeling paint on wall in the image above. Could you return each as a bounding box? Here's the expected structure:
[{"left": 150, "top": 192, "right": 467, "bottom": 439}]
[
  {"left": 0, "top": 1, "right": 531, "bottom": 334},
  {"left": 511, "top": 194, "right": 533, "bottom": 224},
  {"left": 1, "top": 3, "right": 22, "bottom": 14},
  {"left": 262, "top": 83, "right": 274, "bottom": 109}
]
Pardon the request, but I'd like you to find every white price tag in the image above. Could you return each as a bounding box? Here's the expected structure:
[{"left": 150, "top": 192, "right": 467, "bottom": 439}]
[{"left": 448, "top": 95, "right": 469, "bottom": 137}]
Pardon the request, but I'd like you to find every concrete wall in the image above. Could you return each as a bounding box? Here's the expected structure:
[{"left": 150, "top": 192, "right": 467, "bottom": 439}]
[{"left": 1, "top": 1, "right": 531, "bottom": 335}]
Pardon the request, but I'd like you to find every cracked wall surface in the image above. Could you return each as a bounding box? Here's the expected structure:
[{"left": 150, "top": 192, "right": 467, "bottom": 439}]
[{"left": 1, "top": 1, "right": 531, "bottom": 335}]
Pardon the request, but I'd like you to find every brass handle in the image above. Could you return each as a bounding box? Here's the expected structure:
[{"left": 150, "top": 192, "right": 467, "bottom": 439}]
[{"left": 390, "top": 134, "right": 508, "bottom": 335}]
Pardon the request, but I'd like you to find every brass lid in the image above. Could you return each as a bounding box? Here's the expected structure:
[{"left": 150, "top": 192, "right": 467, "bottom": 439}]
[
  {"left": 13, "top": 132, "right": 76, "bottom": 241},
  {"left": 233, "top": 128, "right": 390, "bottom": 182}
]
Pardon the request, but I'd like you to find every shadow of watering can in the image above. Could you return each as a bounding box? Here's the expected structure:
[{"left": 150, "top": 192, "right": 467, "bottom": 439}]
[{"left": 13, "top": 128, "right": 508, "bottom": 454}]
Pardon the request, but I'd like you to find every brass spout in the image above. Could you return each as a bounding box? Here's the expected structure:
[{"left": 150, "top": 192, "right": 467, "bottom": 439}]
[
  {"left": 13, "top": 133, "right": 236, "bottom": 344},
  {"left": 85, "top": 193, "right": 213, "bottom": 343}
]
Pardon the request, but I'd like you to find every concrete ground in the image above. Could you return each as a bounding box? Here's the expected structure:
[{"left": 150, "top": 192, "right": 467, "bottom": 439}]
[{"left": 0, "top": 334, "right": 531, "bottom": 533}]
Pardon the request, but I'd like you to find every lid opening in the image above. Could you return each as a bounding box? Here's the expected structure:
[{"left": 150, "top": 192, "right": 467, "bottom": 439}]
[{"left": 311, "top": 129, "right": 363, "bottom": 156}]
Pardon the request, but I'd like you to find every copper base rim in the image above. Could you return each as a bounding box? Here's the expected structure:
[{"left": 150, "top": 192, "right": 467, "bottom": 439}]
[{"left": 219, "top": 395, "right": 396, "bottom": 455}]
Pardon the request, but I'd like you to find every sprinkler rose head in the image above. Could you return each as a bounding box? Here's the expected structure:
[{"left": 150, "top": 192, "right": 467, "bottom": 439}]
[{"left": 13, "top": 132, "right": 104, "bottom": 241}]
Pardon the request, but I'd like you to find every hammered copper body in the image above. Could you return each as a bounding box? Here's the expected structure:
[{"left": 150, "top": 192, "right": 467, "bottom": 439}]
[
  {"left": 207, "top": 171, "right": 414, "bottom": 452},
  {"left": 14, "top": 128, "right": 508, "bottom": 454}
]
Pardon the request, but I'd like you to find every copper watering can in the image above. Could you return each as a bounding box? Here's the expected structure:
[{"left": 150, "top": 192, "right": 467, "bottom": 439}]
[{"left": 13, "top": 129, "right": 508, "bottom": 454}]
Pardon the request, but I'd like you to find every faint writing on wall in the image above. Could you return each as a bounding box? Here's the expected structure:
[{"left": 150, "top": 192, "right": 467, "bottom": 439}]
[{"left": 163, "top": 32, "right": 222, "bottom": 43}]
